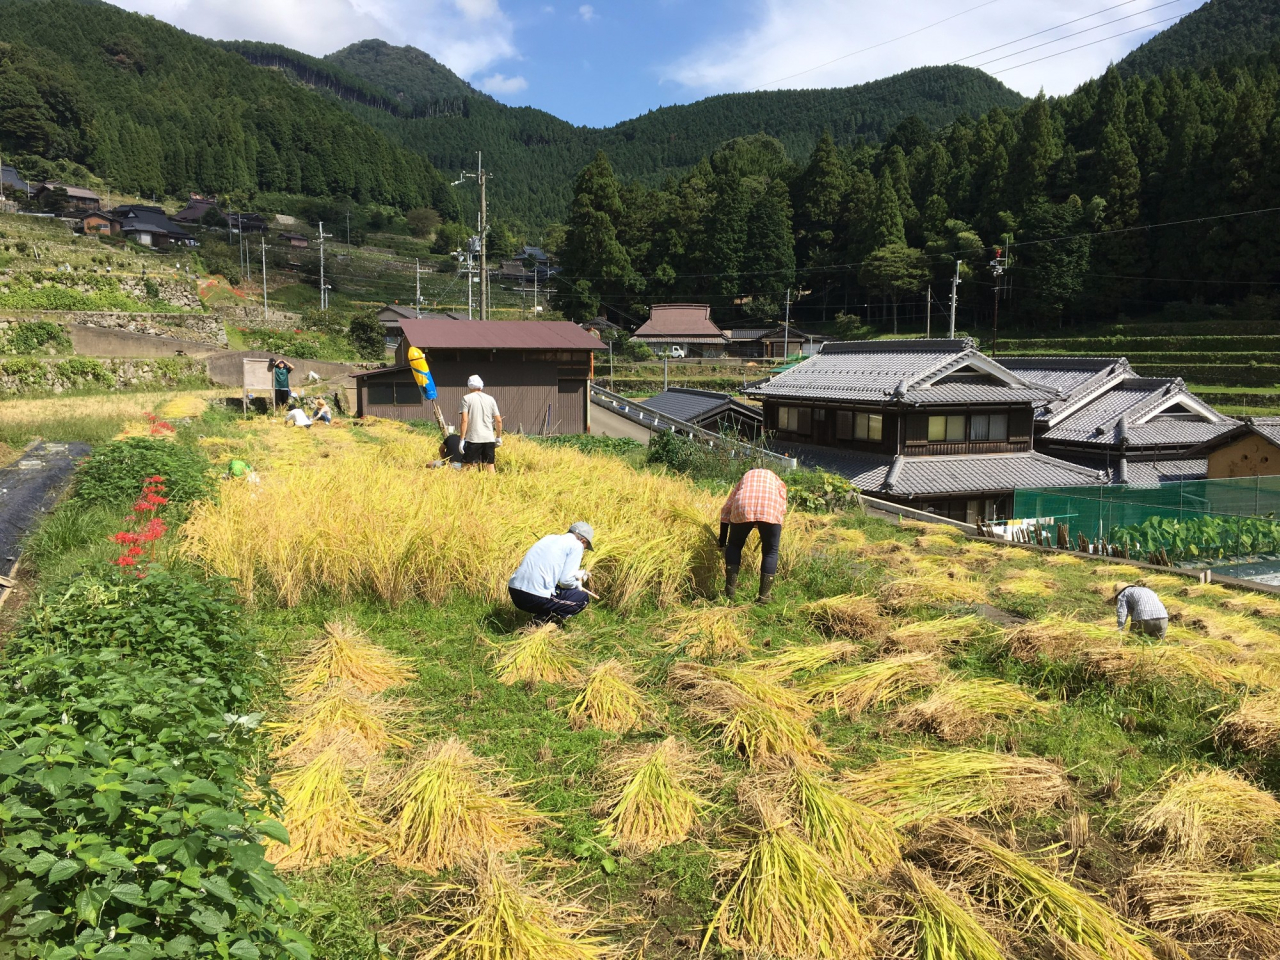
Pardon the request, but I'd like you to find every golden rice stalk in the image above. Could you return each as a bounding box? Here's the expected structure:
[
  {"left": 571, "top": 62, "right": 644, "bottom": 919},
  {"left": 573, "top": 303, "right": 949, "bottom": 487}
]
[
  {"left": 883, "top": 615, "right": 990, "bottom": 655},
  {"left": 566, "top": 660, "right": 654, "bottom": 734},
  {"left": 882, "top": 571, "right": 989, "bottom": 610},
  {"left": 858, "top": 538, "right": 921, "bottom": 569},
  {"left": 596, "top": 737, "right": 710, "bottom": 856},
  {"left": 1005, "top": 614, "right": 1118, "bottom": 661},
  {"left": 418, "top": 852, "right": 618, "bottom": 960},
  {"left": 158, "top": 394, "right": 207, "bottom": 419},
  {"left": 384, "top": 738, "right": 547, "bottom": 873},
  {"left": 958, "top": 540, "right": 1003, "bottom": 569},
  {"left": 1163, "top": 624, "right": 1243, "bottom": 660},
  {"left": 1173, "top": 606, "right": 1280, "bottom": 650},
  {"left": 493, "top": 623, "right": 583, "bottom": 686},
  {"left": 287, "top": 619, "right": 417, "bottom": 696},
  {"left": 923, "top": 820, "right": 1156, "bottom": 960},
  {"left": 1127, "top": 863, "right": 1280, "bottom": 953},
  {"left": 707, "top": 816, "right": 876, "bottom": 959},
  {"left": 840, "top": 750, "right": 1070, "bottom": 827},
  {"left": 270, "top": 681, "right": 410, "bottom": 765},
  {"left": 997, "top": 568, "right": 1057, "bottom": 597},
  {"left": 1078, "top": 645, "right": 1247, "bottom": 692},
  {"left": 1092, "top": 563, "right": 1144, "bottom": 578},
  {"left": 737, "top": 641, "right": 860, "bottom": 683},
  {"left": 915, "top": 533, "right": 963, "bottom": 553},
  {"left": 901, "top": 519, "right": 965, "bottom": 538},
  {"left": 267, "top": 745, "right": 385, "bottom": 870},
  {"left": 896, "top": 679, "right": 1052, "bottom": 743},
  {"left": 1216, "top": 691, "right": 1280, "bottom": 754},
  {"left": 890, "top": 863, "right": 1011, "bottom": 960},
  {"left": 802, "top": 653, "right": 943, "bottom": 718},
  {"left": 1222, "top": 591, "right": 1280, "bottom": 619},
  {"left": 1138, "top": 574, "right": 1191, "bottom": 592},
  {"left": 1090, "top": 579, "right": 1132, "bottom": 598},
  {"left": 1044, "top": 552, "right": 1085, "bottom": 566},
  {"left": 1130, "top": 768, "right": 1280, "bottom": 864},
  {"left": 827, "top": 527, "right": 868, "bottom": 551},
  {"left": 660, "top": 604, "right": 750, "bottom": 659},
  {"left": 781, "top": 764, "right": 901, "bottom": 879},
  {"left": 799, "top": 593, "right": 888, "bottom": 640}
]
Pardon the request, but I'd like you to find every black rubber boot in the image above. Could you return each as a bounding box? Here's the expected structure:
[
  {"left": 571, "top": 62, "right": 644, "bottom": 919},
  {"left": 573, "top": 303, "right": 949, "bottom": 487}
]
[
  {"left": 757, "top": 573, "right": 775, "bottom": 604},
  {"left": 723, "top": 564, "right": 740, "bottom": 599}
]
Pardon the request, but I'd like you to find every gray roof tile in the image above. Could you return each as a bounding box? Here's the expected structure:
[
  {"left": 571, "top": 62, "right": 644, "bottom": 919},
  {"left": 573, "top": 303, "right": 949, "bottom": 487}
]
[
  {"left": 641, "top": 388, "right": 762, "bottom": 425},
  {"left": 1042, "top": 377, "right": 1236, "bottom": 448}
]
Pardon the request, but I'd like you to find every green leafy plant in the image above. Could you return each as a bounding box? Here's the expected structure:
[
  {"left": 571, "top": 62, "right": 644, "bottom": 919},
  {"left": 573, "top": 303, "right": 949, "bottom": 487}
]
[
  {"left": 786, "top": 469, "right": 859, "bottom": 514},
  {"left": 55, "top": 356, "right": 114, "bottom": 385},
  {"left": 4, "top": 320, "right": 71, "bottom": 355},
  {"left": 74, "top": 437, "right": 210, "bottom": 509}
]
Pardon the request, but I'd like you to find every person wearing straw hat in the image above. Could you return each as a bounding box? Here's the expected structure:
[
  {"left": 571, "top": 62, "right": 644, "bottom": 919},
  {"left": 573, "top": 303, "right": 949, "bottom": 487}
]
[
  {"left": 719, "top": 467, "right": 788, "bottom": 603},
  {"left": 1113, "top": 582, "right": 1168, "bottom": 638},
  {"left": 508, "top": 522, "right": 595, "bottom": 622},
  {"left": 459, "top": 374, "right": 503, "bottom": 474}
]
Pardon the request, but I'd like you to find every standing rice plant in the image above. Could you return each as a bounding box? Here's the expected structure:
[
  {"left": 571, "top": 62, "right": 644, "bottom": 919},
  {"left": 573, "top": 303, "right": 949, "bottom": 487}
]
[
  {"left": 1005, "top": 615, "right": 1118, "bottom": 662},
  {"left": 567, "top": 660, "right": 654, "bottom": 734},
  {"left": 883, "top": 616, "right": 989, "bottom": 655},
  {"left": 1215, "top": 691, "right": 1280, "bottom": 753},
  {"left": 779, "top": 764, "right": 901, "bottom": 879},
  {"left": 383, "top": 738, "right": 547, "bottom": 873},
  {"left": 660, "top": 604, "right": 750, "bottom": 658},
  {"left": 417, "top": 852, "right": 619, "bottom": 960},
  {"left": 799, "top": 593, "right": 887, "bottom": 640},
  {"left": 267, "top": 745, "right": 386, "bottom": 870},
  {"left": 890, "top": 863, "right": 1011, "bottom": 960},
  {"left": 896, "top": 679, "right": 1052, "bottom": 743},
  {"left": 840, "top": 750, "right": 1070, "bottom": 826},
  {"left": 596, "top": 737, "right": 711, "bottom": 856},
  {"left": 882, "top": 572, "right": 988, "bottom": 610},
  {"left": 802, "top": 654, "right": 943, "bottom": 717},
  {"left": 922, "top": 821, "right": 1156, "bottom": 960},
  {"left": 1127, "top": 863, "right": 1280, "bottom": 955},
  {"left": 738, "top": 641, "right": 859, "bottom": 683},
  {"left": 1131, "top": 769, "right": 1280, "bottom": 863},
  {"left": 493, "top": 624, "right": 583, "bottom": 686},
  {"left": 270, "top": 680, "right": 410, "bottom": 765},
  {"left": 287, "top": 619, "right": 417, "bottom": 696}
]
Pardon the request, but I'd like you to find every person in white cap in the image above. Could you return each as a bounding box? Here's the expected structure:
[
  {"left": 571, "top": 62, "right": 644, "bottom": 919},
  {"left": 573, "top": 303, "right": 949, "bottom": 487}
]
[
  {"left": 458, "top": 374, "right": 503, "bottom": 473},
  {"left": 508, "top": 522, "right": 595, "bottom": 622}
]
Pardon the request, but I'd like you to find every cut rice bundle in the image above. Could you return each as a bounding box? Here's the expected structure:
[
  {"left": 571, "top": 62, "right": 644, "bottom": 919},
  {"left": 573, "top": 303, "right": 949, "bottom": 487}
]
[
  {"left": 901, "top": 519, "right": 965, "bottom": 538},
  {"left": 1131, "top": 769, "right": 1280, "bottom": 864},
  {"left": 270, "top": 680, "right": 409, "bottom": 764},
  {"left": 660, "top": 603, "right": 750, "bottom": 658},
  {"left": 1005, "top": 614, "right": 1118, "bottom": 661},
  {"left": 915, "top": 533, "right": 964, "bottom": 553},
  {"left": 493, "top": 623, "right": 583, "bottom": 686},
  {"left": 890, "top": 863, "right": 1011, "bottom": 960},
  {"left": 799, "top": 593, "right": 887, "bottom": 640},
  {"left": 738, "top": 641, "right": 860, "bottom": 683},
  {"left": 1137, "top": 574, "right": 1192, "bottom": 592},
  {"left": 828, "top": 527, "right": 868, "bottom": 551},
  {"left": 896, "top": 679, "right": 1053, "bottom": 743},
  {"left": 1127, "top": 863, "right": 1280, "bottom": 955},
  {"left": 287, "top": 619, "right": 416, "bottom": 696},
  {"left": 1222, "top": 591, "right": 1280, "bottom": 619},
  {"left": 997, "top": 568, "right": 1057, "bottom": 597},
  {"left": 858, "top": 539, "right": 921, "bottom": 569},
  {"left": 267, "top": 745, "right": 385, "bottom": 869},
  {"left": 1215, "top": 691, "right": 1280, "bottom": 754},
  {"left": 1162, "top": 624, "right": 1243, "bottom": 661},
  {"left": 958, "top": 540, "right": 1003, "bottom": 569},
  {"left": 777, "top": 764, "right": 901, "bottom": 879},
  {"left": 1180, "top": 582, "right": 1234, "bottom": 601},
  {"left": 1044, "top": 553, "right": 1085, "bottom": 566},
  {"left": 840, "top": 750, "right": 1070, "bottom": 826},
  {"left": 1092, "top": 563, "right": 1144, "bottom": 578},
  {"left": 1174, "top": 606, "right": 1280, "bottom": 650},
  {"left": 384, "top": 738, "right": 547, "bottom": 873},
  {"left": 883, "top": 615, "right": 989, "bottom": 655},
  {"left": 597, "top": 737, "right": 710, "bottom": 856},
  {"left": 882, "top": 571, "right": 989, "bottom": 610},
  {"left": 803, "top": 653, "right": 943, "bottom": 718},
  {"left": 566, "top": 659, "right": 654, "bottom": 734},
  {"left": 1079, "top": 645, "right": 1247, "bottom": 692},
  {"left": 418, "top": 852, "right": 618, "bottom": 960},
  {"left": 922, "top": 820, "right": 1156, "bottom": 960}
]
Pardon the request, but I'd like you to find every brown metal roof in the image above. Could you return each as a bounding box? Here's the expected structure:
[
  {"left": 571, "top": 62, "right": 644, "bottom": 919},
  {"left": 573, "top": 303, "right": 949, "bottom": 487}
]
[
  {"left": 398, "top": 316, "right": 605, "bottom": 351},
  {"left": 633, "top": 304, "right": 726, "bottom": 340}
]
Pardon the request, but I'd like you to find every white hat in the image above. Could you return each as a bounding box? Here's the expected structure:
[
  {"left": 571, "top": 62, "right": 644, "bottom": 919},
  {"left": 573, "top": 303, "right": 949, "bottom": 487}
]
[{"left": 467, "top": 375, "right": 484, "bottom": 390}]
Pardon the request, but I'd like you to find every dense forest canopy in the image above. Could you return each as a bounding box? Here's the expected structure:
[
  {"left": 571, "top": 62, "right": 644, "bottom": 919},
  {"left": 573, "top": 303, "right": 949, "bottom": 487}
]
[{"left": 1119, "top": 0, "right": 1280, "bottom": 77}]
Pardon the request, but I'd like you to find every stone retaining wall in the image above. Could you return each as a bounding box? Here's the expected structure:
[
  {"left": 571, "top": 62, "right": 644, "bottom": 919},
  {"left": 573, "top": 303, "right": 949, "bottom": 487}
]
[
  {"left": 0, "top": 356, "right": 207, "bottom": 394},
  {"left": 0, "top": 311, "right": 226, "bottom": 345}
]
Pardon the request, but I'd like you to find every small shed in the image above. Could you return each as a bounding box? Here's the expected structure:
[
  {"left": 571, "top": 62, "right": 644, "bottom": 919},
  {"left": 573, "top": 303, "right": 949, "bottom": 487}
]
[
  {"left": 640, "top": 388, "right": 763, "bottom": 439},
  {"left": 632, "top": 304, "right": 729, "bottom": 358},
  {"left": 279, "top": 232, "right": 309, "bottom": 248},
  {"left": 354, "top": 316, "right": 605, "bottom": 434}
]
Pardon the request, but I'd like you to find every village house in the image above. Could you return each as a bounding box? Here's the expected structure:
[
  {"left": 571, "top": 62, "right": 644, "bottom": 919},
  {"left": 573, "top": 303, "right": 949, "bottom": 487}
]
[
  {"left": 632, "top": 304, "right": 730, "bottom": 358},
  {"left": 74, "top": 210, "right": 120, "bottom": 236},
  {"left": 1186, "top": 418, "right": 1280, "bottom": 479},
  {"left": 34, "top": 182, "right": 101, "bottom": 211},
  {"left": 0, "top": 165, "right": 30, "bottom": 197},
  {"left": 279, "top": 232, "right": 309, "bottom": 248},
  {"left": 170, "top": 196, "right": 220, "bottom": 224},
  {"left": 592, "top": 386, "right": 763, "bottom": 443},
  {"left": 354, "top": 314, "right": 604, "bottom": 434},
  {"left": 111, "top": 205, "right": 196, "bottom": 248}
]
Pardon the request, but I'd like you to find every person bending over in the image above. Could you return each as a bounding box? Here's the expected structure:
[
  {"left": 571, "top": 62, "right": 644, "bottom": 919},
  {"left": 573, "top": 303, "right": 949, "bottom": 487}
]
[
  {"left": 719, "top": 467, "right": 787, "bottom": 603},
  {"left": 508, "top": 521, "right": 595, "bottom": 623},
  {"left": 1114, "top": 582, "right": 1168, "bottom": 638}
]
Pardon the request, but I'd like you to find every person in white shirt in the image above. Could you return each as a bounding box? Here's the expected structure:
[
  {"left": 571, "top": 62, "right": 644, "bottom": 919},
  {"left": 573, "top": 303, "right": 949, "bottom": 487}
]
[
  {"left": 284, "top": 407, "right": 312, "bottom": 429},
  {"left": 458, "top": 375, "right": 502, "bottom": 473},
  {"left": 508, "top": 521, "right": 595, "bottom": 622}
]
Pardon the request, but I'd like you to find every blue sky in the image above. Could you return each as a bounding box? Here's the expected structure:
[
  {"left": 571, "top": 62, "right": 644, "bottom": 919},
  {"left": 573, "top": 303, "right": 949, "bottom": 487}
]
[{"left": 115, "top": 0, "right": 1203, "bottom": 127}]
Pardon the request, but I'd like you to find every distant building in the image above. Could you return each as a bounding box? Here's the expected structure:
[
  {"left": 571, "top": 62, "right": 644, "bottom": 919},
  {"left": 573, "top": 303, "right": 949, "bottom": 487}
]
[
  {"left": 579, "top": 316, "right": 625, "bottom": 340},
  {"left": 632, "top": 304, "right": 729, "bottom": 358},
  {"left": 278, "top": 232, "right": 309, "bottom": 248},
  {"left": 74, "top": 211, "right": 120, "bottom": 237},
  {"left": 34, "top": 182, "right": 100, "bottom": 212},
  {"left": 755, "top": 327, "right": 832, "bottom": 359},
  {"left": 1190, "top": 418, "right": 1280, "bottom": 480},
  {"left": 112, "top": 204, "right": 195, "bottom": 248},
  {"left": 0, "top": 165, "right": 31, "bottom": 197},
  {"left": 170, "top": 197, "right": 220, "bottom": 224},
  {"left": 230, "top": 212, "right": 267, "bottom": 234},
  {"left": 637, "top": 387, "right": 763, "bottom": 439}
]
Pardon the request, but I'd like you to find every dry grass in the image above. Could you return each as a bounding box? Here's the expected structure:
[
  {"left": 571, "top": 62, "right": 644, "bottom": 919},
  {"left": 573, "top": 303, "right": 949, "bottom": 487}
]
[
  {"left": 798, "top": 593, "right": 888, "bottom": 640},
  {"left": 1127, "top": 863, "right": 1280, "bottom": 955},
  {"left": 267, "top": 745, "right": 385, "bottom": 870},
  {"left": 383, "top": 738, "right": 547, "bottom": 873},
  {"left": 1005, "top": 614, "right": 1119, "bottom": 661},
  {"left": 270, "top": 681, "right": 409, "bottom": 765},
  {"left": 566, "top": 660, "right": 654, "bottom": 734},
  {"left": 773, "top": 764, "right": 901, "bottom": 879},
  {"left": 660, "top": 603, "right": 750, "bottom": 659},
  {"left": 1130, "top": 769, "right": 1280, "bottom": 864},
  {"left": 896, "top": 679, "right": 1052, "bottom": 742},
  {"left": 287, "top": 619, "right": 416, "bottom": 697},
  {"left": 890, "top": 863, "right": 1011, "bottom": 960},
  {"left": 802, "top": 653, "right": 943, "bottom": 718},
  {"left": 1092, "top": 563, "right": 1144, "bottom": 578},
  {"left": 997, "top": 568, "right": 1057, "bottom": 598},
  {"left": 737, "top": 641, "right": 859, "bottom": 683},
  {"left": 883, "top": 615, "right": 990, "bottom": 655},
  {"left": 493, "top": 624, "right": 582, "bottom": 686},
  {"left": 1044, "top": 552, "right": 1085, "bottom": 566},
  {"left": 881, "top": 571, "right": 989, "bottom": 610},
  {"left": 596, "top": 737, "right": 710, "bottom": 856},
  {"left": 1215, "top": 691, "right": 1280, "bottom": 753},
  {"left": 840, "top": 750, "right": 1070, "bottom": 826},
  {"left": 901, "top": 519, "right": 966, "bottom": 538},
  {"left": 1079, "top": 645, "right": 1249, "bottom": 692}
]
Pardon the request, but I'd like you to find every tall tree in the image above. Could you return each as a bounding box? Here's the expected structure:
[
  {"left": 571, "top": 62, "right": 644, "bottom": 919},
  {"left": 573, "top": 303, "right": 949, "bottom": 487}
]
[
  {"left": 554, "top": 151, "right": 638, "bottom": 323},
  {"left": 794, "top": 131, "right": 850, "bottom": 268},
  {"left": 859, "top": 244, "right": 929, "bottom": 334}
]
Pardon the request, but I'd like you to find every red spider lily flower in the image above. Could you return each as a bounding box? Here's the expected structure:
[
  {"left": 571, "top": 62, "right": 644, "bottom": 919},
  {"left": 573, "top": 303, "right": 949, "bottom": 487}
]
[
  {"left": 127, "top": 546, "right": 144, "bottom": 557},
  {"left": 112, "top": 555, "right": 137, "bottom": 567},
  {"left": 112, "top": 531, "right": 140, "bottom": 545},
  {"left": 145, "top": 493, "right": 169, "bottom": 506},
  {"left": 146, "top": 475, "right": 165, "bottom": 483}
]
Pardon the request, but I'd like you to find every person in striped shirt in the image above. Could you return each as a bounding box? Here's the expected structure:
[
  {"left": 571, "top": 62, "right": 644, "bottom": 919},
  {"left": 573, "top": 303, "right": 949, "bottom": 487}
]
[
  {"left": 718, "top": 467, "right": 787, "bottom": 603},
  {"left": 1113, "top": 583, "right": 1169, "bottom": 638}
]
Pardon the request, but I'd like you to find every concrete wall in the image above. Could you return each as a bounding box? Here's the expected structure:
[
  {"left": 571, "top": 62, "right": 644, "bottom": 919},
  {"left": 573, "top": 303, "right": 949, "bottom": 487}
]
[
  {"left": 206, "top": 351, "right": 361, "bottom": 387},
  {"left": 67, "top": 324, "right": 224, "bottom": 359}
]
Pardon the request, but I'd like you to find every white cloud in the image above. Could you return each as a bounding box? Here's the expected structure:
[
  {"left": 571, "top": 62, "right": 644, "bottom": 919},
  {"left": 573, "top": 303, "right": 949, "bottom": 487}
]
[
  {"left": 662, "top": 0, "right": 1200, "bottom": 98},
  {"left": 578, "top": 4, "right": 595, "bottom": 21},
  {"left": 480, "top": 72, "right": 529, "bottom": 94}
]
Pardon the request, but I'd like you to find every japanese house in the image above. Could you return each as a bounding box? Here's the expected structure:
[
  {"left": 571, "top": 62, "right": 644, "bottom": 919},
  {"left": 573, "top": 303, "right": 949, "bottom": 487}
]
[
  {"left": 74, "top": 211, "right": 120, "bottom": 236},
  {"left": 279, "top": 232, "right": 309, "bottom": 248},
  {"left": 170, "top": 197, "right": 220, "bottom": 224},
  {"left": 111, "top": 205, "right": 195, "bottom": 248},
  {"left": 631, "top": 304, "right": 729, "bottom": 358},
  {"left": 34, "top": 182, "right": 100, "bottom": 211},
  {"left": 1189, "top": 418, "right": 1280, "bottom": 479},
  {"left": 354, "top": 315, "right": 604, "bottom": 434}
]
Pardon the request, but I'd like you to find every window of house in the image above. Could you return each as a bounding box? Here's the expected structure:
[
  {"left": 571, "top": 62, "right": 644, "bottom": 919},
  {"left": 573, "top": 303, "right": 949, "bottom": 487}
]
[
  {"left": 367, "top": 383, "right": 394, "bottom": 405},
  {"left": 777, "top": 406, "right": 811, "bottom": 434},
  {"left": 394, "top": 382, "right": 421, "bottom": 405},
  {"left": 813, "top": 408, "right": 826, "bottom": 421},
  {"left": 969, "top": 412, "right": 1008, "bottom": 441},
  {"left": 836, "top": 410, "right": 853, "bottom": 440},
  {"left": 928, "top": 415, "right": 966, "bottom": 442},
  {"left": 854, "top": 412, "right": 883, "bottom": 441}
]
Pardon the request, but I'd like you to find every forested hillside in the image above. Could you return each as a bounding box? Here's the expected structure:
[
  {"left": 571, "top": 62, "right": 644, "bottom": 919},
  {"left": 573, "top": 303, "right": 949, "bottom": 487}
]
[
  {"left": 325, "top": 39, "right": 487, "bottom": 112},
  {"left": 555, "top": 49, "right": 1280, "bottom": 336},
  {"left": 1120, "top": 0, "right": 1280, "bottom": 77},
  {"left": 0, "top": 0, "right": 455, "bottom": 212}
]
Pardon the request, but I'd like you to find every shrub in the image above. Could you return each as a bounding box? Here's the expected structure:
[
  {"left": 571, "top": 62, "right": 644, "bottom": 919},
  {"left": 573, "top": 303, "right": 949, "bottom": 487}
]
[
  {"left": 347, "top": 309, "right": 386, "bottom": 360},
  {"left": 1, "top": 356, "right": 47, "bottom": 386},
  {"left": 55, "top": 356, "right": 113, "bottom": 385},
  {"left": 786, "top": 469, "right": 859, "bottom": 513},
  {"left": 74, "top": 437, "right": 210, "bottom": 509},
  {"left": 646, "top": 430, "right": 752, "bottom": 483},
  {"left": 4, "top": 319, "right": 70, "bottom": 354},
  {"left": 531, "top": 434, "right": 644, "bottom": 457}
]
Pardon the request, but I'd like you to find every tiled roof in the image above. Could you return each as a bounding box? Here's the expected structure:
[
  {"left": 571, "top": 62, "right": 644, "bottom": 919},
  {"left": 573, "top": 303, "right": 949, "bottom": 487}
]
[
  {"left": 999, "top": 357, "right": 1130, "bottom": 420},
  {"left": 641, "top": 388, "right": 762, "bottom": 425},
  {"left": 1250, "top": 418, "right": 1280, "bottom": 446},
  {"left": 1041, "top": 377, "right": 1234, "bottom": 448},
  {"left": 633, "top": 304, "right": 726, "bottom": 340},
  {"left": 747, "top": 339, "right": 1056, "bottom": 404}
]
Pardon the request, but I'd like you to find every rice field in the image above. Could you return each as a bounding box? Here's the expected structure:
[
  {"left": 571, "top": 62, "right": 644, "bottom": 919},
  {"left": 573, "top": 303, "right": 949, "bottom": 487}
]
[{"left": 167, "top": 415, "right": 1280, "bottom": 960}]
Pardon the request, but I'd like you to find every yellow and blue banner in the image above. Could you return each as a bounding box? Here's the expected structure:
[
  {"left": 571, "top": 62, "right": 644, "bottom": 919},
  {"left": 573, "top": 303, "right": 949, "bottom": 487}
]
[{"left": 406, "top": 346, "right": 437, "bottom": 400}]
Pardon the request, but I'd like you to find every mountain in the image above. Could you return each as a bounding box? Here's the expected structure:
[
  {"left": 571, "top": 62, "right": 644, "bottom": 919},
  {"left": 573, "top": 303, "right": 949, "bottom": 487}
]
[
  {"left": 1119, "top": 0, "right": 1280, "bottom": 76},
  {"left": 325, "top": 39, "right": 488, "bottom": 110}
]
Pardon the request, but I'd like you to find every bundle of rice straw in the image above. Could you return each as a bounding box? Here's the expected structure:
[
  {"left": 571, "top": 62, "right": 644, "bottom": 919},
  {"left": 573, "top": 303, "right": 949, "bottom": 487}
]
[
  {"left": 1174, "top": 607, "right": 1280, "bottom": 650},
  {"left": 267, "top": 744, "right": 385, "bottom": 869},
  {"left": 567, "top": 660, "right": 654, "bottom": 734},
  {"left": 1215, "top": 691, "right": 1280, "bottom": 753},
  {"left": 915, "top": 533, "right": 963, "bottom": 553},
  {"left": 883, "top": 615, "right": 989, "bottom": 655},
  {"left": 890, "top": 863, "right": 1010, "bottom": 960},
  {"left": 772, "top": 763, "right": 900, "bottom": 879},
  {"left": 1130, "top": 769, "right": 1280, "bottom": 863},
  {"left": 922, "top": 820, "right": 1156, "bottom": 960},
  {"left": 383, "top": 738, "right": 547, "bottom": 872},
  {"left": 858, "top": 538, "right": 920, "bottom": 569},
  {"left": 493, "top": 623, "right": 583, "bottom": 686},
  {"left": 1163, "top": 624, "right": 1242, "bottom": 661},
  {"left": 882, "top": 571, "right": 989, "bottom": 610},
  {"left": 1092, "top": 564, "right": 1144, "bottom": 578},
  {"left": 827, "top": 527, "right": 868, "bottom": 551},
  {"left": 270, "top": 680, "right": 409, "bottom": 764},
  {"left": 997, "top": 568, "right": 1057, "bottom": 598},
  {"left": 288, "top": 619, "right": 416, "bottom": 696},
  {"left": 1138, "top": 574, "right": 1191, "bottom": 592},
  {"left": 841, "top": 750, "right": 1070, "bottom": 826},
  {"left": 1079, "top": 645, "right": 1247, "bottom": 692},
  {"left": 1044, "top": 553, "right": 1084, "bottom": 566},
  {"left": 803, "top": 653, "right": 943, "bottom": 718},
  {"left": 418, "top": 852, "right": 618, "bottom": 959},
  {"left": 1222, "top": 591, "right": 1280, "bottom": 619},
  {"left": 1127, "top": 863, "right": 1280, "bottom": 954},
  {"left": 706, "top": 795, "right": 877, "bottom": 959},
  {"left": 901, "top": 519, "right": 965, "bottom": 538},
  {"left": 738, "top": 641, "right": 859, "bottom": 683},
  {"left": 596, "top": 737, "right": 710, "bottom": 856},
  {"left": 660, "top": 603, "right": 750, "bottom": 658},
  {"left": 669, "top": 662, "right": 828, "bottom": 768},
  {"left": 1005, "top": 614, "right": 1118, "bottom": 661},
  {"left": 799, "top": 593, "right": 887, "bottom": 640},
  {"left": 896, "top": 679, "right": 1052, "bottom": 742},
  {"left": 958, "top": 540, "right": 1002, "bottom": 569}
]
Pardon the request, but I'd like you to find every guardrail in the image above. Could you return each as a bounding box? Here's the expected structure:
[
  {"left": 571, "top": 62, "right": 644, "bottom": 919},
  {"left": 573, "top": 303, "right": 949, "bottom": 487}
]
[{"left": 589, "top": 382, "right": 797, "bottom": 471}]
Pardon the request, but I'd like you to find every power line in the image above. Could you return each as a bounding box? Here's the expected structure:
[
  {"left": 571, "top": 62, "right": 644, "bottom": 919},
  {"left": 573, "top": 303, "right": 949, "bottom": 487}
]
[
  {"left": 950, "top": 0, "right": 1160, "bottom": 63},
  {"left": 992, "top": 12, "right": 1190, "bottom": 75}
]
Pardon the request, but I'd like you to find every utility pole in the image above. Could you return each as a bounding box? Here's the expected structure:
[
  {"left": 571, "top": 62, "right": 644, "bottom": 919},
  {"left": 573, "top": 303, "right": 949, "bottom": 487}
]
[
  {"left": 415, "top": 259, "right": 421, "bottom": 317},
  {"left": 533, "top": 265, "right": 538, "bottom": 316},
  {"left": 318, "top": 221, "right": 328, "bottom": 310},
  {"left": 949, "top": 260, "right": 960, "bottom": 339},
  {"left": 926, "top": 285, "right": 932, "bottom": 338},
  {"left": 989, "top": 246, "right": 1006, "bottom": 357},
  {"left": 783, "top": 287, "right": 791, "bottom": 360},
  {"left": 478, "top": 152, "right": 488, "bottom": 321},
  {"left": 261, "top": 237, "right": 268, "bottom": 322},
  {"left": 345, "top": 211, "right": 351, "bottom": 247}
]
